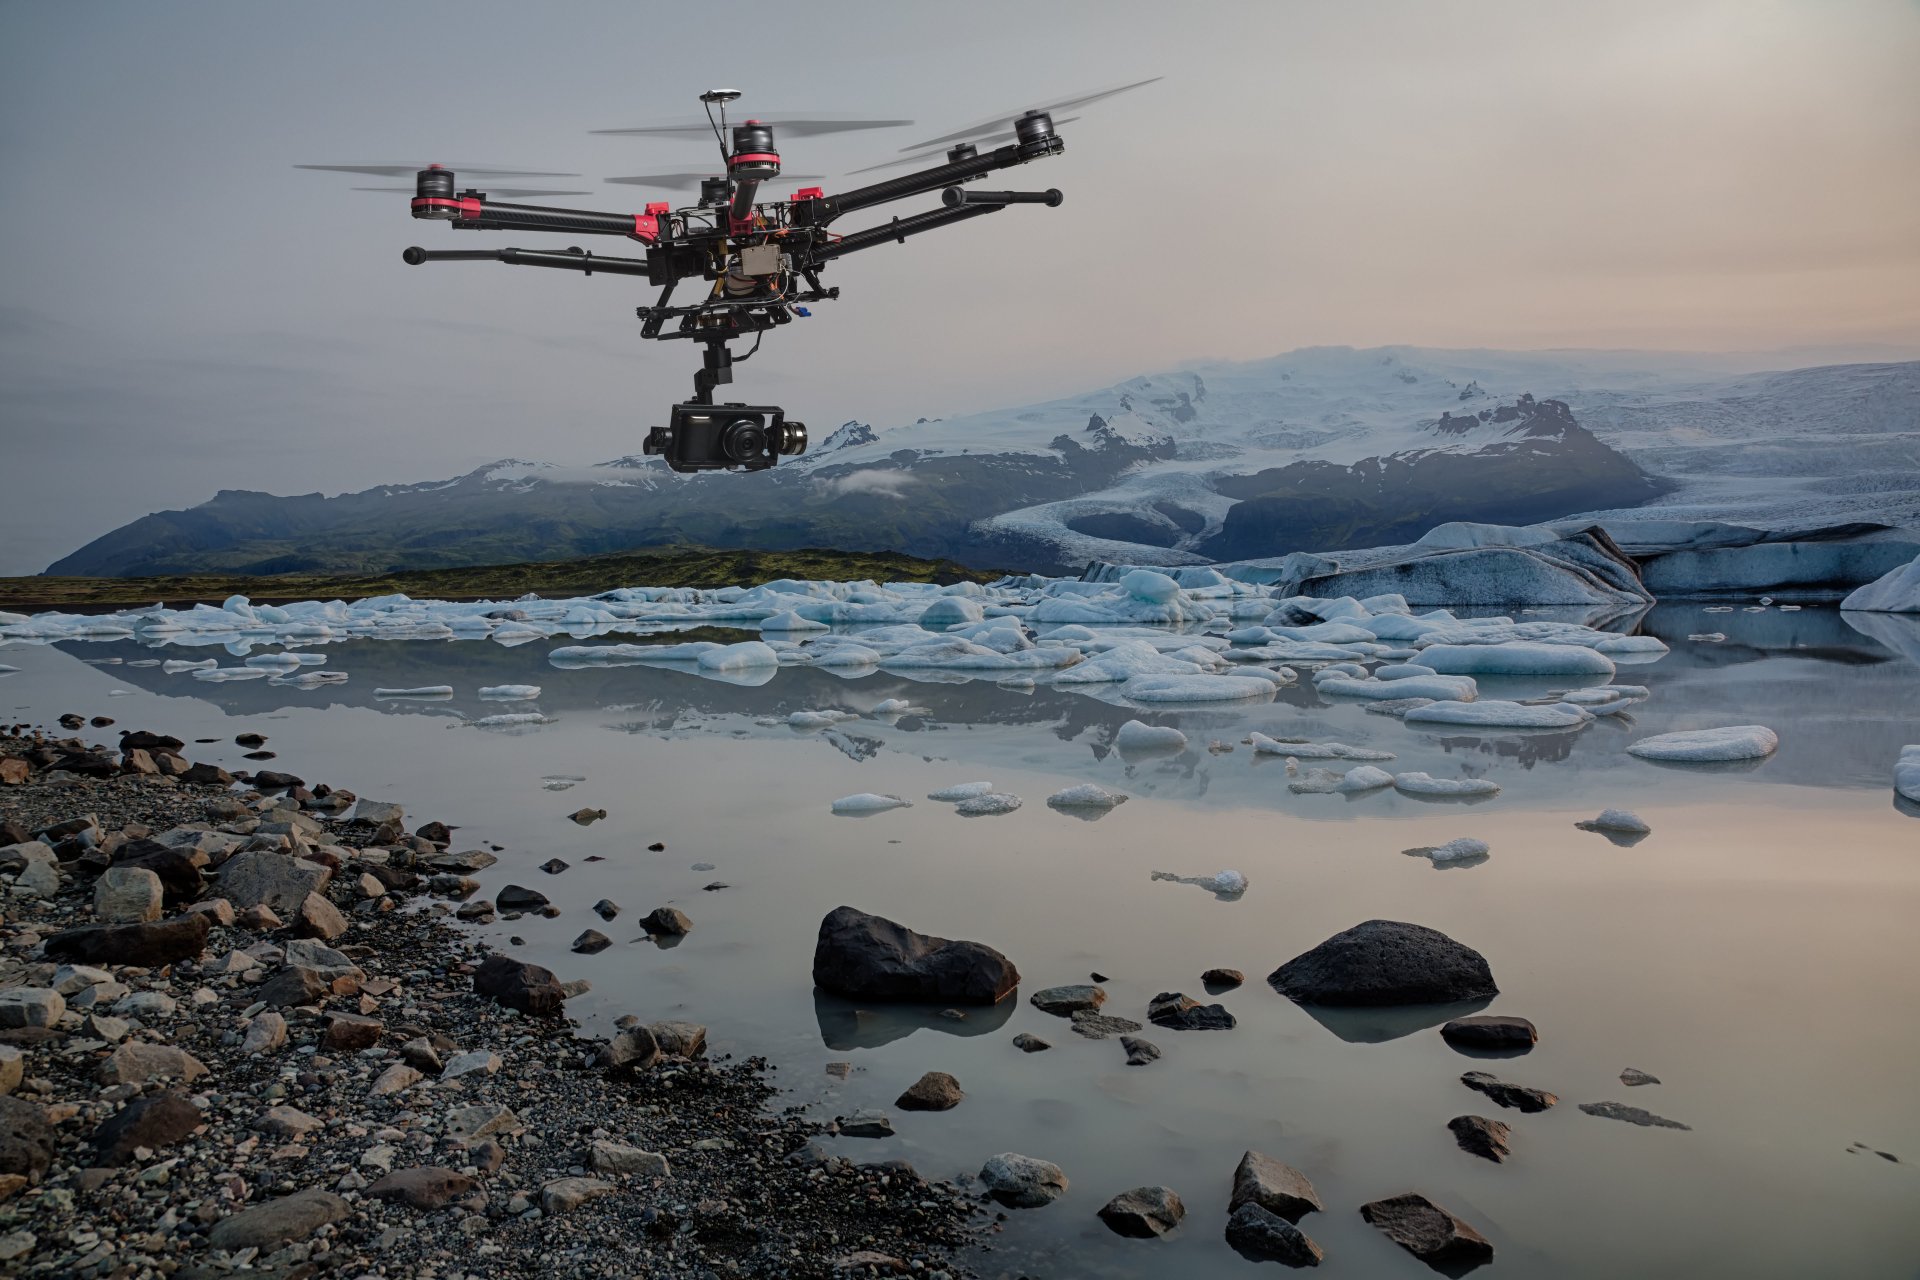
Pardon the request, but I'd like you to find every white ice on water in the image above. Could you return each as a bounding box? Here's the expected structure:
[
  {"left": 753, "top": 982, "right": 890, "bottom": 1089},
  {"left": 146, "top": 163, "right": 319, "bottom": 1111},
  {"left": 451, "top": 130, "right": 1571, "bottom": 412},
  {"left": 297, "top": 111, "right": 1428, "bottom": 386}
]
[
  {"left": 1418, "top": 641, "right": 1616, "bottom": 678},
  {"left": 830, "top": 793, "right": 912, "bottom": 815},
  {"left": 1419, "top": 837, "right": 1491, "bottom": 864},
  {"left": 1842, "top": 553, "right": 1920, "bottom": 613},
  {"left": 788, "top": 710, "right": 859, "bottom": 729},
  {"left": 1627, "top": 725, "right": 1780, "bottom": 762},
  {"left": 1291, "top": 764, "right": 1395, "bottom": 794},
  {"left": 1403, "top": 699, "right": 1592, "bottom": 728},
  {"left": 374, "top": 686, "right": 455, "bottom": 699},
  {"left": 1317, "top": 673, "right": 1481, "bottom": 702},
  {"left": 954, "top": 792, "right": 1023, "bottom": 816},
  {"left": 473, "top": 712, "right": 549, "bottom": 728},
  {"left": 1123, "top": 674, "right": 1277, "bottom": 702},
  {"left": 868, "top": 698, "right": 924, "bottom": 716},
  {"left": 927, "top": 782, "right": 997, "bottom": 801},
  {"left": 759, "top": 610, "right": 830, "bottom": 632},
  {"left": 479, "top": 684, "right": 542, "bottom": 700},
  {"left": 1892, "top": 746, "right": 1919, "bottom": 803},
  {"left": 1393, "top": 773, "right": 1501, "bottom": 797},
  {"left": 1247, "top": 733, "right": 1394, "bottom": 761},
  {"left": 1116, "top": 720, "right": 1187, "bottom": 752},
  {"left": 1580, "top": 808, "right": 1652, "bottom": 833},
  {"left": 1046, "top": 784, "right": 1129, "bottom": 810}
]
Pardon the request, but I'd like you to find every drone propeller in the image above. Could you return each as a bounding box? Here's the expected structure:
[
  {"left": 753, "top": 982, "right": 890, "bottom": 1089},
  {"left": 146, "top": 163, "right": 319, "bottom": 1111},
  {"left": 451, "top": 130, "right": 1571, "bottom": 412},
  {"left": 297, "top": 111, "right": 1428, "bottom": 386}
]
[
  {"left": 351, "top": 186, "right": 593, "bottom": 198},
  {"left": 591, "top": 115, "right": 913, "bottom": 140},
  {"left": 844, "top": 119, "right": 1084, "bottom": 175},
  {"left": 294, "top": 163, "right": 582, "bottom": 179},
  {"left": 605, "top": 172, "right": 824, "bottom": 192},
  {"left": 895, "top": 76, "right": 1162, "bottom": 152}
]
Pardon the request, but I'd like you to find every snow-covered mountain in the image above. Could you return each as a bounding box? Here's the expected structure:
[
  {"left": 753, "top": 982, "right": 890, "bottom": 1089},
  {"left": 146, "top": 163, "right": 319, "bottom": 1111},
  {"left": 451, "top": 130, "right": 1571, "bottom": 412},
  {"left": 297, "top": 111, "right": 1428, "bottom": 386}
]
[{"left": 46, "top": 347, "right": 1918, "bottom": 578}]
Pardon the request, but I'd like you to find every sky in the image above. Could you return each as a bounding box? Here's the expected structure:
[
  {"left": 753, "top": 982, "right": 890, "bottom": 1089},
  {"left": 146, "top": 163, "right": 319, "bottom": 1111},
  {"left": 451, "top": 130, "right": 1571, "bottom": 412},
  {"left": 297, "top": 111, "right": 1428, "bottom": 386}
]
[{"left": 1, "top": 0, "right": 1917, "bottom": 575}]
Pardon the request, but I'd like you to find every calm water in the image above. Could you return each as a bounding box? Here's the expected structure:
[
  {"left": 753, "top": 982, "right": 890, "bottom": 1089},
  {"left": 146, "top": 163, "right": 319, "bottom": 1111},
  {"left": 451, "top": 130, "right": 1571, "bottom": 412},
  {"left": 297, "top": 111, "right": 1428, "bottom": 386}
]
[{"left": 5, "top": 604, "right": 1918, "bottom": 1278}]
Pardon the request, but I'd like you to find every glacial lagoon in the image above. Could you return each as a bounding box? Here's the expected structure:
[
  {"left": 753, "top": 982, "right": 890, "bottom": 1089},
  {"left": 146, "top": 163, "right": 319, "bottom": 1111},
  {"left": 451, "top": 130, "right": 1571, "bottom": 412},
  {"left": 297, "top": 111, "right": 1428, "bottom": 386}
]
[{"left": 4, "top": 600, "right": 1917, "bottom": 1277}]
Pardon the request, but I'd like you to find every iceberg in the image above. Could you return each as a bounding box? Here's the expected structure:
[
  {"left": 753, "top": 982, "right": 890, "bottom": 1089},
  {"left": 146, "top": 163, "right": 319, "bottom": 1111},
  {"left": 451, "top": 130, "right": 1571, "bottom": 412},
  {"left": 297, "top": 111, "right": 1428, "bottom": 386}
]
[
  {"left": 830, "top": 793, "right": 912, "bottom": 815},
  {"left": 1896, "top": 746, "right": 1920, "bottom": 804},
  {"left": 1291, "top": 764, "right": 1395, "bottom": 794},
  {"left": 789, "top": 710, "right": 859, "bottom": 729},
  {"left": 1416, "top": 642, "right": 1616, "bottom": 678},
  {"left": 1116, "top": 720, "right": 1187, "bottom": 752},
  {"left": 1627, "top": 725, "right": 1779, "bottom": 762},
  {"left": 955, "top": 792, "right": 1023, "bottom": 816},
  {"left": 1404, "top": 700, "right": 1590, "bottom": 728},
  {"left": 760, "top": 610, "right": 830, "bottom": 632},
  {"left": 479, "top": 684, "right": 542, "bottom": 700},
  {"left": 375, "top": 685, "right": 455, "bottom": 699},
  {"left": 1247, "top": 733, "right": 1394, "bottom": 761},
  {"left": 1393, "top": 773, "right": 1501, "bottom": 797},
  {"left": 1578, "top": 808, "right": 1652, "bottom": 834},
  {"left": 1842, "top": 553, "right": 1920, "bottom": 613},
  {"left": 928, "top": 782, "right": 997, "bottom": 801},
  {"left": 1318, "top": 674, "right": 1480, "bottom": 702},
  {"left": 1123, "top": 674, "right": 1276, "bottom": 702},
  {"left": 1407, "top": 837, "right": 1491, "bottom": 865},
  {"left": 1046, "top": 784, "right": 1129, "bottom": 810}
]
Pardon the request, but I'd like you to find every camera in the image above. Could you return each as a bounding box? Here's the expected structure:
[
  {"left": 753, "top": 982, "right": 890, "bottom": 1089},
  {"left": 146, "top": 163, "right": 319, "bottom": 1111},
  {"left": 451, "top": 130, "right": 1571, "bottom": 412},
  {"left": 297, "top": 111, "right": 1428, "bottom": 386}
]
[{"left": 643, "top": 401, "right": 808, "bottom": 473}]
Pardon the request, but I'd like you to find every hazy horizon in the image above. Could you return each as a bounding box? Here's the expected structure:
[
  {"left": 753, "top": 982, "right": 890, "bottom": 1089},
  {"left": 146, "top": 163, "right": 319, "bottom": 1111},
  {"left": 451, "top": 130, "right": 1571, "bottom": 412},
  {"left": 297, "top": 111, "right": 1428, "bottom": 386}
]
[{"left": 3, "top": 0, "right": 1917, "bottom": 575}]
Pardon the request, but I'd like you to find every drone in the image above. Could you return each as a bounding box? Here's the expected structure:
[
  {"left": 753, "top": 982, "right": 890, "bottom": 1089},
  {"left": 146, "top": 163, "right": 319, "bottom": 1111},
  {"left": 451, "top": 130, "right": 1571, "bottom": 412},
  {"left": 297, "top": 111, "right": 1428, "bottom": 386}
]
[{"left": 299, "top": 81, "right": 1157, "bottom": 472}]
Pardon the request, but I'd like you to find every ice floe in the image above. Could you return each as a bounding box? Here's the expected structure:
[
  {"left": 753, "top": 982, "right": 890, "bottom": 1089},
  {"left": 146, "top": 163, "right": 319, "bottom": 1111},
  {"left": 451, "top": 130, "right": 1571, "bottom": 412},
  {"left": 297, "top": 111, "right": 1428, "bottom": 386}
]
[
  {"left": 954, "top": 792, "right": 1022, "bottom": 816},
  {"left": 375, "top": 686, "right": 455, "bottom": 699},
  {"left": 1247, "top": 733, "right": 1394, "bottom": 761},
  {"left": 1123, "top": 674, "right": 1277, "bottom": 702},
  {"left": 1406, "top": 837, "right": 1491, "bottom": 866},
  {"left": 1578, "top": 809, "right": 1652, "bottom": 834},
  {"left": 1318, "top": 673, "right": 1480, "bottom": 702},
  {"left": 1290, "top": 765, "right": 1396, "bottom": 794},
  {"left": 789, "top": 710, "right": 859, "bottom": 730},
  {"left": 1046, "top": 784, "right": 1129, "bottom": 811},
  {"left": 1116, "top": 720, "right": 1187, "bottom": 752},
  {"left": 1627, "top": 725, "right": 1779, "bottom": 762},
  {"left": 927, "top": 781, "right": 996, "bottom": 801},
  {"left": 1393, "top": 773, "right": 1501, "bottom": 797},
  {"left": 479, "top": 684, "right": 542, "bottom": 700},
  {"left": 1843, "top": 553, "right": 1920, "bottom": 613},
  {"left": 1418, "top": 641, "right": 1616, "bottom": 678},
  {"left": 473, "top": 712, "right": 550, "bottom": 728},
  {"left": 1403, "top": 699, "right": 1591, "bottom": 729},
  {"left": 1151, "top": 868, "right": 1248, "bottom": 897},
  {"left": 831, "top": 793, "right": 912, "bottom": 815},
  {"left": 1893, "top": 747, "right": 1919, "bottom": 804}
]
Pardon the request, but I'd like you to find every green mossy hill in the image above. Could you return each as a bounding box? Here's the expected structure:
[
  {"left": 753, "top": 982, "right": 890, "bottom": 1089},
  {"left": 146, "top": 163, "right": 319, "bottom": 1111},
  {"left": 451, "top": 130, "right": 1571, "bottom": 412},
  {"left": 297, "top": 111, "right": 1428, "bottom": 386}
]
[{"left": 0, "top": 546, "right": 1005, "bottom": 611}]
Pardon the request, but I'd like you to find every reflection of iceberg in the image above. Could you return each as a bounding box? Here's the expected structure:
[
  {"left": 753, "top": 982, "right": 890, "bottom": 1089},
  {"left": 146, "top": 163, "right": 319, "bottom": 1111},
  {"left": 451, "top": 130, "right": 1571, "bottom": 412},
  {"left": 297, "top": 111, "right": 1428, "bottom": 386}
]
[
  {"left": 812, "top": 988, "right": 1015, "bottom": 1050},
  {"left": 1842, "top": 610, "right": 1920, "bottom": 668}
]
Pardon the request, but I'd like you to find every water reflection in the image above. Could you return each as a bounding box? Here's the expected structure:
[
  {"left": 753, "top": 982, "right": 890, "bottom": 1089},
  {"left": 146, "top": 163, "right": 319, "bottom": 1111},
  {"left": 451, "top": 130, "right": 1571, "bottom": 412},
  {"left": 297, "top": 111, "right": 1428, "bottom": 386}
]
[
  {"left": 813, "top": 989, "right": 1016, "bottom": 1050},
  {"left": 1292, "top": 996, "right": 1495, "bottom": 1044}
]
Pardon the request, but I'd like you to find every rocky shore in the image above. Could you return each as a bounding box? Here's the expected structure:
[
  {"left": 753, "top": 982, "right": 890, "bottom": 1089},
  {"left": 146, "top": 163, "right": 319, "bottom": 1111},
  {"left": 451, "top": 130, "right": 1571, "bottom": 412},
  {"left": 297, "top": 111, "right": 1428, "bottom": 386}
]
[{"left": 0, "top": 722, "right": 980, "bottom": 1279}]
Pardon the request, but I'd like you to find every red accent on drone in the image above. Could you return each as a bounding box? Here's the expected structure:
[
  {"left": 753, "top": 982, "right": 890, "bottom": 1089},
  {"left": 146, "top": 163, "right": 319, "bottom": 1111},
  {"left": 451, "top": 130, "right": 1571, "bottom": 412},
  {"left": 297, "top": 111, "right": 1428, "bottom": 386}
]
[
  {"left": 631, "top": 214, "right": 660, "bottom": 243},
  {"left": 727, "top": 152, "right": 780, "bottom": 166},
  {"left": 645, "top": 201, "right": 670, "bottom": 216},
  {"left": 791, "top": 186, "right": 824, "bottom": 201},
  {"left": 410, "top": 196, "right": 483, "bottom": 218}
]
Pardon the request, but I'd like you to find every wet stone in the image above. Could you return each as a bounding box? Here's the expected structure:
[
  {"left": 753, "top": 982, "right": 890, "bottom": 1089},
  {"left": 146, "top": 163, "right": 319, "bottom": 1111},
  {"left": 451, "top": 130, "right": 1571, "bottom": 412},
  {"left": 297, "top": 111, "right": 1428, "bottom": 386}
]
[
  {"left": 1448, "top": 1114, "right": 1513, "bottom": 1162},
  {"left": 1460, "top": 1070, "right": 1558, "bottom": 1113}
]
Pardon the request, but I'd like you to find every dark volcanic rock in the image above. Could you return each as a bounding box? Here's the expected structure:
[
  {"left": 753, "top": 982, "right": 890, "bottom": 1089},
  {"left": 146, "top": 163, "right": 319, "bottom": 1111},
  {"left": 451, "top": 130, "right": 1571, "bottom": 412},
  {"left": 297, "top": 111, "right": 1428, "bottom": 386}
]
[
  {"left": 1441, "top": 1014, "right": 1537, "bottom": 1051},
  {"left": 1012, "top": 1033, "right": 1051, "bottom": 1053},
  {"left": 642, "top": 906, "right": 692, "bottom": 936},
  {"left": 90, "top": 1089, "right": 204, "bottom": 1166},
  {"left": 44, "top": 913, "right": 210, "bottom": 966},
  {"left": 121, "top": 730, "right": 186, "bottom": 754},
  {"left": 181, "top": 762, "right": 234, "bottom": 786},
  {"left": 1268, "top": 920, "right": 1497, "bottom": 1006},
  {"left": 1229, "top": 1150, "right": 1323, "bottom": 1222},
  {"left": 1360, "top": 1193, "right": 1493, "bottom": 1267},
  {"left": 572, "top": 929, "right": 612, "bottom": 954},
  {"left": 1460, "top": 1071, "right": 1558, "bottom": 1113},
  {"left": 896, "top": 1071, "right": 964, "bottom": 1111},
  {"left": 1448, "top": 1114, "right": 1512, "bottom": 1162},
  {"left": 811, "top": 906, "right": 1019, "bottom": 1005},
  {"left": 1226, "top": 1201, "right": 1324, "bottom": 1267},
  {"left": 1579, "top": 1100, "right": 1690, "bottom": 1130},
  {"left": 472, "top": 955, "right": 565, "bottom": 1016},
  {"left": 1147, "top": 992, "right": 1236, "bottom": 1030},
  {"left": 495, "top": 884, "right": 550, "bottom": 912},
  {"left": 1120, "top": 1036, "right": 1161, "bottom": 1066},
  {"left": 0, "top": 1096, "right": 55, "bottom": 1183},
  {"left": 1202, "top": 967, "right": 1245, "bottom": 989},
  {"left": 111, "top": 839, "right": 206, "bottom": 905},
  {"left": 1097, "top": 1185, "right": 1185, "bottom": 1238}
]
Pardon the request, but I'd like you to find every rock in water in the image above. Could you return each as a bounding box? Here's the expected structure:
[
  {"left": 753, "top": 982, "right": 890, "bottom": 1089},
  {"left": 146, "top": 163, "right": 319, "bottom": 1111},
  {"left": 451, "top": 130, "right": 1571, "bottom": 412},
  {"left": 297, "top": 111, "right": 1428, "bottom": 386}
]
[
  {"left": 1360, "top": 1193, "right": 1494, "bottom": 1267},
  {"left": 1268, "top": 919, "right": 1496, "bottom": 1006},
  {"left": 1012, "top": 1033, "right": 1051, "bottom": 1053},
  {"left": 1029, "top": 984, "right": 1104, "bottom": 1015},
  {"left": 896, "top": 1071, "right": 964, "bottom": 1111},
  {"left": 1121, "top": 1036, "right": 1161, "bottom": 1065},
  {"left": 1441, "top": 1014, "right": 1537, "bottom": 1051},
  {"left": 1620, "top": 1067, "right": 1661, "bottom": 1087},
  {"left": 1448, "top": 1114, "right": 1513, "bottom": 1162},
  {"left": 839, "top": 1110, "right": 894, "bottom": 1138},
  {"left": 1097, "top": 1186, "right": 1185, "bottom": 1238},
  {"left": 472, "top": 955, "right": 565, "bottom": 1016},
  {"left": 979, "top": 1153, "right": 1067, "bottom": 1208},
  {"left": 1460, "top": 1071, "right": 1558, "bottom": 1113},
  {"left": 1579, "top": 1100, "right": 1690, "bottom": 1130},
  {"left": 1202, "top": 968, "right": 1245, "bottom": 988},
  {"left": 642, "top": 906, "right": 692, "bottom": 936},
  {"left": 494, "top": 884, "right": 549, "bottom": 912},
  {"left": 1225, "top": 1201, "right": 1324, "bottom": 1267},
  {"left": 811, "top": 906, "right": 1019, "bottom": 1005},
  {"left": 1229, "top": 1150, "right": 1324, "bottom": 1221},
  {"left": 1147, "top": 992, "right": 1236, "bottom": 1030}
]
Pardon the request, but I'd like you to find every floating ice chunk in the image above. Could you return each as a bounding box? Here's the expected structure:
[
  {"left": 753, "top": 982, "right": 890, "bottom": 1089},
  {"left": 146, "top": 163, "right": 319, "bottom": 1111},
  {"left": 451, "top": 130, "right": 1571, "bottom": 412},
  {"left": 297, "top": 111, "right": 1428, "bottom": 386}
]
[
  {"left": 1404, "top": 699, "right": 1589, "bottom": 728},
  {"left": 1557, "top": 687, "right": 1630, "bottom": 705},
  {"left": 760, "top": 610, "right": 830, "bottom": 632},
  {"left": 375, "top": 686, "right": 455, "bottom": 699},
  {"left": 243, "top": 652, "right": 305, "bottom": 669},
  {"left": 1117, "top": 720, "right": 1187, "bottom": 752},
  {"left": 1247, "top": 733, "right": 1394, "bottom": 761},
  {"left": 813, "top": 645, "right": 882, "bottom": 668},
  {"left": 272, "top": 670, "right": 348, "bottom": 689},
  {"left": 1312, "top": 662, "right": 1371, "bottom": 681},
  {"left": 1842, "top": 555, "right": 1920, "bottom": 613},
  {"left": 479, "top": 684, "right": 542, "bottom": 700},
  {"left": 1393, "top": 773, "right": 1501, "bottom": 797},
  {"left": 928, "top": 781, "right": 997, "bottom": 801},
  {"left": 192, "top": 667, "right": 271, "bottom": 682},
  {"left": 1595, "top": 635, "right": 1670, "bottom": 656},
  {"left": 1628, "top": 725, "right": 1778, "bottom": 762},
  {"left": 700, "top": 641, "right": 781, "bottom": 672},
  {"left": 955, "top": 792, "right": 1022, "bottom": 816},
  {"left": 1052, "top": 640, "right": 1208, "bottom": 684},
  {"left": 1578, "top": 808, "right": 1652, "bottom": 834},
  {"left": 0, "top": 664, "right": 16, "bottom": 674},
  {"left": 162, "top": 659, "right": 218, "bottom": 673},
  {"left": 789, "top": 709, "right": 859, "bottom": 729},
  {"left": 918, "top": 596, "right": 986, "bottom": 627},
  {"left": 541, "top": 775, "right": 584, "bottom": 791},
  {"left": 1124, "top": 674, "right": 1276, "bottom": 702},
  {"left": 868, "top": 698, "right": 921, "bottom": 715},
  {"left": 1896, "top": 746, "right": 1920, "bottom": 803},
  {"left": 1121, "top": 569, "right": 1181, "bottom": 603},
  {"left": 1211, "top": 869, "right": 1248, "bottom": 893},
  {"left": 474, "top": 712, "right": 549, "bottom": 727},
  {"left": 1418, "top": 642, "right": 1616, "bottom": 677},
  {"left": 1318, "top": 674, "right": 1480, "bottom": 702},
  {"left": 1376, "top": 663, "right": 1438, "bottom": 680},
  {"left": 1291, "top": 765, "right": 1395, "bottom": 794},
  {"left": 831, "top": 793, "right": 912, "bottom": 815},
  {"left": 1408, "top": 837, "right": 1490, "bottom": 865},
  {"left": 1151, "top": 868, "right": 1248, "bottom": 896},
  {"left": 1046, "top": 784, "right": 1129, "bottom": 810},
  {"left": 1687, "top": 632, "right": 1727, "bottom": 643}
]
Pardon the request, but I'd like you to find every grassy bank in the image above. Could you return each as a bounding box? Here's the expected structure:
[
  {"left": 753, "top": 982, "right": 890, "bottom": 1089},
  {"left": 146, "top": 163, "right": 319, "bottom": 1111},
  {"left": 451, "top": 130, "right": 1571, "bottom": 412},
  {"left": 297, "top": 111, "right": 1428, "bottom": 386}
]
[{"left": 0, "top": 546, "right": 1007, "bottom": 611}]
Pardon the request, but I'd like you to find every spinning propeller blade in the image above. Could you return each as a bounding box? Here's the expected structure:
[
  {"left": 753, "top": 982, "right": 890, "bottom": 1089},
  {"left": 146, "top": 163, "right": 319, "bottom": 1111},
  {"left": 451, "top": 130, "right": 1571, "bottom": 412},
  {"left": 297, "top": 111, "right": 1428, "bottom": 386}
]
[
  {"left": 844, "top": 119, "right": 1084, "bottom": 175},
  {"left": 294, "top": 163, "right": 581, "bottom": 178},
  {"left": 605, "top": 173, "right": 823, "bottom": 192},
  {"left": 896, "top": 77, "right": 1162, "bottom": 152},
  {"left": 592, "top": 115, "right": 913, "bottom": 140},
  {"left": 351, "top": 186, "right": 593, "bottom": 198}
]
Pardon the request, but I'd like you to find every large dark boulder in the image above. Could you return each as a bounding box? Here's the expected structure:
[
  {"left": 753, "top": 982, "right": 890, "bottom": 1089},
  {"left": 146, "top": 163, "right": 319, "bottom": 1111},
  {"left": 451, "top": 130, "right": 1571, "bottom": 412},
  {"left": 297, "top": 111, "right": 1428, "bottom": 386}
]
[
  {"left": 1268, "top": 920, "right": 1496, "bottom": 1007},
  {"left": 0, "top": 1096, "right": 54, "bottom": 1183},
  {"left": 472, "top": 955, "right": 565, "bottom": 1016},
  {"left": 44, "top": 913, "right": 211, "bottom": 967},
  {"left": 112, "top": 839, "right": 207, "bottom": 905},
  {"left": 90, "top": 1089, "right": 205, "bottom": 1166},
  {"left": 812, "top": 906, "right": 1019, "bottom": 1005}
]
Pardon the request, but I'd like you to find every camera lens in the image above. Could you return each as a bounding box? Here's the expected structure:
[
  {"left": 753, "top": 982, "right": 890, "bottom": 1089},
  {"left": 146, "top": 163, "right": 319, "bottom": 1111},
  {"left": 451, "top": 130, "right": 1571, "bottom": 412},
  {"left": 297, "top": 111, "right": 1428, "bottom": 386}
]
[
  {"left": 772, "top": 420, "right": 807, "bottom": 456},
  {"left": 720, "top": 417, "right": 768, "bottom": 463}
]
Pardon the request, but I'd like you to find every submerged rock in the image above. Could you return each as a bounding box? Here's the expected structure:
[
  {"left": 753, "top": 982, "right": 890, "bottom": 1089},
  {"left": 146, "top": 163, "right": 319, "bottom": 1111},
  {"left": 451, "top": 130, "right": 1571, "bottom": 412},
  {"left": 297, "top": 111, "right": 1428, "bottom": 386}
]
[
  {"left": 1461, "top": 1071, "right": 1558, "bottom": 1113},
  {"left": 1441, "top": 1014, "right": 1537, "bottom": 1051},
  {"left": 1120, "top": 1036, "right": 1161, "bottom": 1065},
  {"left": 472, "top": 955, "right": 565, "bottom": 1016},
  {"left": 979, "top": 1152, "right": 1067, "bottom": 1208},
  {"left": 1620, "top": 1067, "right": 1661, "bottom": 1087},
  {"left": 1225, "top": 1202, "right": 1324, "bottom": 1267},
  {"left": 1579, "top": 1100, "right": 1691, "bottom": 1130},
  {"left": 812, "top": 906, "right": 1019, "bottom": 1005},
  {"left": 1269, "top": 919, "right": 1497, "bottom": 1006},
  {"left": 1148, "top": 992, "right": 1236, "bottom": 1030}
]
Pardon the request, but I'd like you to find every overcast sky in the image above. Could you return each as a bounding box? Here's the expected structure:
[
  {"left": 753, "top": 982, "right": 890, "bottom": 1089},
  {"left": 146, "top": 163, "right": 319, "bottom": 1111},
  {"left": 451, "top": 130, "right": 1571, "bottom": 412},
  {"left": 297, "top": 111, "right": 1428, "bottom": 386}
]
[{"left": 2, "top": 0, "right": 1917, "bottom": 575}]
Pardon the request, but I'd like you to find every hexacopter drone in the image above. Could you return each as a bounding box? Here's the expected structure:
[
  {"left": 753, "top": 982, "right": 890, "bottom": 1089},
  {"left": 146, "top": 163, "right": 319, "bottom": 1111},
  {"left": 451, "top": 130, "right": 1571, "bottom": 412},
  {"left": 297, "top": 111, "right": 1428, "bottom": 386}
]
[{"left": 301, "top": 81, "right": 1157, "bottom": 472}]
